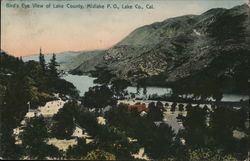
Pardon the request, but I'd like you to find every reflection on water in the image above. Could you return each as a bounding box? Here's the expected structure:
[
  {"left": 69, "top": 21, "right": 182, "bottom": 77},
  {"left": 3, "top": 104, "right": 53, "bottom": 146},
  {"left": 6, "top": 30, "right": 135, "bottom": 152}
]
[{"left": 63, "top": 74, "right": 249, "bottom": 102}]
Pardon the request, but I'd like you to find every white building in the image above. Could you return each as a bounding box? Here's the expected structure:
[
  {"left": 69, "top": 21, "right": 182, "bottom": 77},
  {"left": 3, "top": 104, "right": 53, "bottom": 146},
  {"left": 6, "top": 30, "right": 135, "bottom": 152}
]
[
  {"left": 25, "top": 109, "right": 41, "bottom": 118},
  {"left": 72, "top": 123, "right": 91, "bottom": 139}
]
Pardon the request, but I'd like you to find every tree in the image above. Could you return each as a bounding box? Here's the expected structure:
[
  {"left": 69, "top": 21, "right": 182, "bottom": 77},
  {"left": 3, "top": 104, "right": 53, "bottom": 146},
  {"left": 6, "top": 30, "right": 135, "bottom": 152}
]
[
  {"left": 170, "top": 102, "right": 177, "bottom": 113},
  {"left": 74, "top": 109, "right": 100, "bottom": 136},
  {"left": 143, "top": 87, "right": 147, "bottom": 99},
  {"left": 0, "top": 129, "right": 22, "bottom": 159},
  {"left": 178, "top": 104, "right": 184, "bottom": 112},
  {"left": 105, "top": 103, "right": 179, "bottom": 160},
  {"left": 84, "top": 149, "right": 116, "bottom": 160},
  {"left": 188, "top": 148, "right": 238, "bottom": 161},
  {"left": 143, "top": 124, "right": 176, "bottom": 160},
  {"left": 105, "top": 104, "right": 137, "bottom": 133},
  {"left": 83, "top": 85, "right": 117, "bottom": 110},
  {"left": 0, "top": 85, "right": 6, "bottom": 104},
  {"left": 48, "top": 54, "right": 59, "bottom": 78},
  {"left": 110, "top": 79, "right": 130, "bottom": 99},
  {"left": 212, "top": 91, "right": 223, "bottom": 104},
  {"left": 20, "top": 116, "right": 61, "bottom": 159},
  {"left": 156, "top": 101, "right": 164, "bottom": 111},
  {"left": 66, "top": 138, "right": 92, "bottom": 159},
  {"left": 1, "top": 51, "right": 24, "bottom": 72},
  {"left": 51, "top": 101, "right": 76, "bottom": 139},
  {"left": 203, "top": 105, "right": 209, "bottom": 112},
  {"left": 0, "top": 51, "right": 78, "bottom": 159},
  {"left": 92, "top": 126, "right": 134, "bottom": 160},
  {"left": 41, "top": 144, "right": 62, "bottom": 159},
  {"left": 91, "top": 67, "right": 115, "bottom": 85},
  {"left": 148, "top": 102, "right": 163, "bottom": 121},
  {"left": 177, "top": 114, "right": 184, "bottom": 122},
  {"left": 148, "top": 102, "right": 156, "bottom": 111},
  {"left": 39, "top": 52, "right": 46, "bottom": 71},
  {"left": 185, "top": 103, "right": 192, "bottom": 111},
  {"left": 209, "top": 107, "right": 248, "bottom": 156},
  {"left": 1, "top": 73, "right": 32, "bottom": 131},
  {"left": 182, "top": 106, "right": 209, "bottom": 148}
]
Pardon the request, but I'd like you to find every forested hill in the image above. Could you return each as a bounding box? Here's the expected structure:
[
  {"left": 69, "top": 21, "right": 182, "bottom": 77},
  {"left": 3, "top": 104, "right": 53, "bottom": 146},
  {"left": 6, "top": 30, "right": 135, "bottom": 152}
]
[
  {"left": 0, "top": 50, "right": 78, "bottom": 159},
  {"left": 0, "top": 50, "right": 24, "bottom": 74},
  {"left": 0, "top": 50, "right": 78, "bottom": 106},
  {"left": 0, "top": 50, "right": 25, "bottom": 105}
]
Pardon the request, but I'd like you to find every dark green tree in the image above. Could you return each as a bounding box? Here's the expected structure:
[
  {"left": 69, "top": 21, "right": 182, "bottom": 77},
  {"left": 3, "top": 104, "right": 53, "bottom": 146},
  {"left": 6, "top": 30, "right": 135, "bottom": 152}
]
[
  {"left": 209, "top": 107, "right": 248, "bottom": 157},
  {"left": 147, "top": 102, "right": 163, "bottom": 121},
  {"left": 20, "top": 116, "right": 61, "bottom": 159},
  {"left": 110, "top": 79, "right": 130, "bottom": 99},
  {"left": 0, "top": 130, "right": 22, "bottom": 159},
  {"left": 156, "top": 101, "right": 164, "bottom": 111},
  {"left": 187, "top": 148, "right": 238, "bottom": 161},
  {"left": 83, "top": 85, "right": 117, "bottom": 110},
  {"left": 39, "top": 51, "right": 46, "bottom": 71},
  {"left": 182, "top": 105, "right": 210, "bottom": 148},
  {"left": 212, "top": 91, "right": 223, "bottom": 104},
  {"left": 51, "top": 101, "right": 76, "bottom": 139},
  {"left": 171, "top": 102, "right": 177, "bottom": 113},
  {"left": 66, "top": 138, "right": 92, "bottom": 159},
  {"left": 1, "top": 73, "right": 32, "bottom": 130},
  {"left": 84, "top": 149, "right": 116, "bottom": 160},
  {"left": 178, "top": 104, "right": 184, "bottom": 112},
  {"left": 143, "top": 87, "right": 147, "bottom": 98},
  {"left": 91, "top": 67, "right": 115, "bottom": 85},
  {"left": 48, "top": 54, "right": 59, "bottom": 78},
  {"left": 143, "top": 124, "right": 176, "bottom": 160},
  {"left": 93, "top": 126, "right": 134, "bottom": 160}
]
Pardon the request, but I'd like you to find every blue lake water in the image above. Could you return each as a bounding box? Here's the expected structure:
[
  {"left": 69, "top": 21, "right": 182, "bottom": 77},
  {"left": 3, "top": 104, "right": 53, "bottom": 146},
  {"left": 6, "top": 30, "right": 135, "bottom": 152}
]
[{"left": 63, "top": 74, "right": 249, "bottom": 102}]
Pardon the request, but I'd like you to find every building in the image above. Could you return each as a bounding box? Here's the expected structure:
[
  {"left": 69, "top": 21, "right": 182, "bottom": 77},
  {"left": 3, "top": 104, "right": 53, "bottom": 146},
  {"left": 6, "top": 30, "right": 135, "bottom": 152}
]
[
  {"left": 128, "top": 105, "right": 149, "bottom": 113},
  {"left": 72, "top": 123, "right": 92, "bottom": 139},
  {"left": 25, "top": 108, "right": 41, "bottom": 118}
]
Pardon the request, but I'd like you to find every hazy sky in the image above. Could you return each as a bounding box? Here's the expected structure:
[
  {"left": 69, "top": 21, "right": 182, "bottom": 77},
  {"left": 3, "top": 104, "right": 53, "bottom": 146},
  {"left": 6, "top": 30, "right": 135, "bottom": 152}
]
[{"left": 1, "top": 0, "right": 248, "bottom": 57}]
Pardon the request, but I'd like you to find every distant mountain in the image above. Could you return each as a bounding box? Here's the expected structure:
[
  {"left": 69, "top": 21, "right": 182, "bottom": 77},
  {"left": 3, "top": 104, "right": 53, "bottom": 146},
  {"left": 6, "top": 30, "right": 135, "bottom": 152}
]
[
  {"left": 22, "top": 51, "right": 81, "bottom": 64},
  {"left": 59, "top": 50, "right": 105, "bottom": 73},
  {"left": 65, "top": 4, "right": 250, "bottom": 94}
]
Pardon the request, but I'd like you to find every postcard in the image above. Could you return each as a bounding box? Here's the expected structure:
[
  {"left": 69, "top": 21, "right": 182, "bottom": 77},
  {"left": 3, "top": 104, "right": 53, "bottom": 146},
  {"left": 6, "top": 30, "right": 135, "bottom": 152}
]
[{"left": 1, "top": 0, "right": 249, "bottom": 160}]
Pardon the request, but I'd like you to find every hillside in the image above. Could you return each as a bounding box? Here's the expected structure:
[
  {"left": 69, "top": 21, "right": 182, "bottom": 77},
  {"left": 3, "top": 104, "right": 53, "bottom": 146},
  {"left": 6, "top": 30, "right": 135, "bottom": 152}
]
[
  {"left": 59, "top": 50, "right": 106, "bottom": 73},
  {"left": 66, "top": 4, "right": 250, "bottom": 94}
]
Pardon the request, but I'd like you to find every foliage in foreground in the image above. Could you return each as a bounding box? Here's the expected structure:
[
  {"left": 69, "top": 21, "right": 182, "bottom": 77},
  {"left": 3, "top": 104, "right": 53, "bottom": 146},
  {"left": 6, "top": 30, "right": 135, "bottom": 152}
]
[
  {"left": 83, "top": 149, "right": 116, "bottom": 160},
  {"left": 20, "top": 116, "right": 62, "bottom": 159},
  {"left": 188, "top": 148, "right": 238, "bottom": 161},
  {"left": 0, "top": 51, "right": 77, "bottom": 159}
]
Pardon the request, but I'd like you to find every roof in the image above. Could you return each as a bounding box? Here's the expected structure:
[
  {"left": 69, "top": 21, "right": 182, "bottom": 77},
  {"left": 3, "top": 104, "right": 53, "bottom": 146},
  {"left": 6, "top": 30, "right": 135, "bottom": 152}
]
[
  {"left": 128, "top": 105, "right": 146, "bottom": 108},
  {"left": 28, "top": 109, "right": 40, "bottom": 112},
  {"left": 74, "top": 122, "right": 85, "bottom": 131}
]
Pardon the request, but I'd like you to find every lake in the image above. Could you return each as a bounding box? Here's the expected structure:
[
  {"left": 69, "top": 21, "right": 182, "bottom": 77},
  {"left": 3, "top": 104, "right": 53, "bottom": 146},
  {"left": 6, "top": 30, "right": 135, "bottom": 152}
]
[
  {"left": 62, "top": 74, "right": 172, "bottom": 99},
  {"left": 63, "top": 74, "right": 249, "bottom": 102}
]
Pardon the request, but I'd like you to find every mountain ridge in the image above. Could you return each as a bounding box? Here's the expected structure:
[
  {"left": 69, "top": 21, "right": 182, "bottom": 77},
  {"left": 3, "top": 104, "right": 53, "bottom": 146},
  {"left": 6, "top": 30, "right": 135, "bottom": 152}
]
[{"left": 65, "top": 4, "right": 249, "bottom": 94}]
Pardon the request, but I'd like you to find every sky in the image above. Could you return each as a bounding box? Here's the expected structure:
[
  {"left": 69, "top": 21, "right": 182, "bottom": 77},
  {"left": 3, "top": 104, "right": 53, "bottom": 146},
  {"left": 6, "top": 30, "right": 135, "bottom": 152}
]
[{"left": 1, "top": 0, "right": 248, "bottom": 57}]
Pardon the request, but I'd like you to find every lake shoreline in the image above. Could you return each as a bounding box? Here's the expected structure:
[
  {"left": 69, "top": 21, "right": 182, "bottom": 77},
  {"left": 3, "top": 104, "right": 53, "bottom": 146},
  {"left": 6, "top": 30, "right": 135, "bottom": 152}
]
[{"left": 62, "top": 73, "right": 249, "bottom": 103}]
